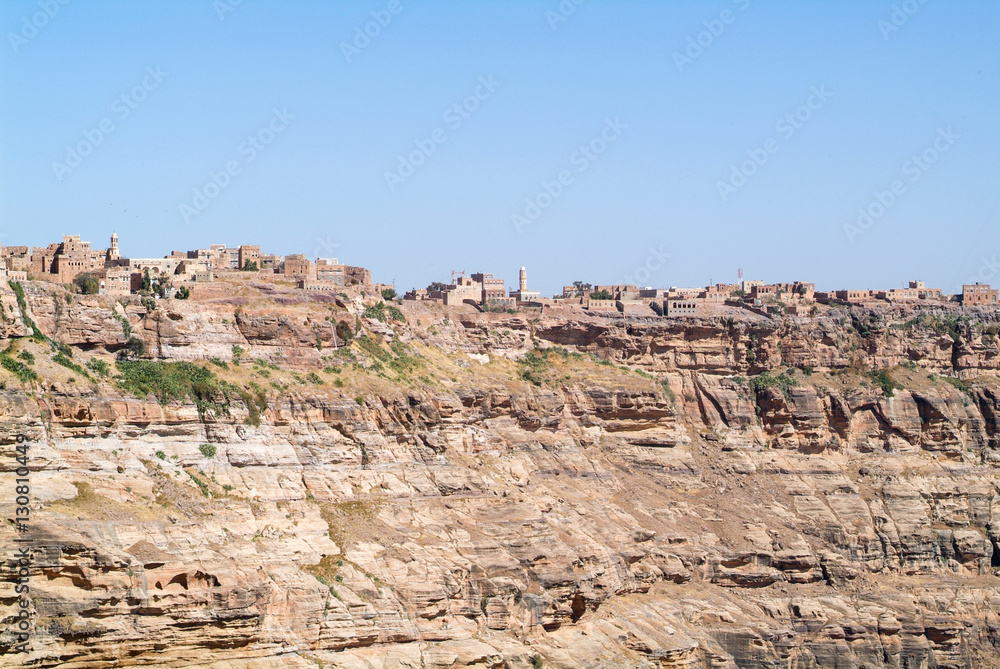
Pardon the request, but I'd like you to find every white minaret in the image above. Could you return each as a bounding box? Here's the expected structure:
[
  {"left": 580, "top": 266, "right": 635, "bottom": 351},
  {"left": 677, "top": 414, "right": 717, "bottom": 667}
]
[
  {"left": 108, "top": 232, "right": 120, "bottom": 260},
  {"left": 519, "top": 266, "right": 527, "bottom": 292}
]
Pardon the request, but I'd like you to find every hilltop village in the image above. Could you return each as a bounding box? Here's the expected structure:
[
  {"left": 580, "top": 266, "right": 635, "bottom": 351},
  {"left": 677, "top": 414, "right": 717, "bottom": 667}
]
[{"left": 0, "top": 232, "right": 997, "bottom": 318}]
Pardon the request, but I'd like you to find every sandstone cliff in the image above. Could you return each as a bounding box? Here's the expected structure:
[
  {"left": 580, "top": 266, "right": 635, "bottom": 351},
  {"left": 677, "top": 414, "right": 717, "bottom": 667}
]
[{"left": 1, "top": 279, "right": 998, "bottom": 668}]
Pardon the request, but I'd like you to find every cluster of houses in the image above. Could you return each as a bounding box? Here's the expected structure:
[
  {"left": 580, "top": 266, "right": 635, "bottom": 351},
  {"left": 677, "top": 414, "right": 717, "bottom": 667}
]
[
  {"left": 3, "top": 235, "right": 997, "bottom": 317},
  {"left": 404, "top": 266, "right": 541, "bottom": 308},
  {"left": 553, "top": 279, "right": 996, "bottom": 317},
  {"left": 0, "top": 233, "right": 371, "bottom": 296},
  {"left": 404, "top": 268, "right": 999, "bottom": 317}
]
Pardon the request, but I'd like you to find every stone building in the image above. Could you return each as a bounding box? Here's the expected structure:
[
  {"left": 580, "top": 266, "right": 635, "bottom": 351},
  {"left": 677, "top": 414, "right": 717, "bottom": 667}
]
[
  {"left": 316, "top": 259, "right": 344, "bottom": 285},
  {"left": 878, "top": 281, "right": 943, "bottom": 302},
  {"left": 30, "top": 234, "right": 120, "bottom": 284},
  {"left": 107, "top": 232, "right": 121, "bottom": 262},
  {"left": 129, "top": 257, "right": 183, "bottom": 277},
  {"left": 510, "top": 266, "right": 541, "bottom": 303},
  {"left": 175, "top": 260, "right": 212, "bottom": 280},
  {"left": 99, "top": 267, "right": 132, "bottom": 296},
  {"left": 0, "top": 246, "right": 30, "bottom": 272},
  {"left": 342, "top": 265, "right": 371, "bottom": 285},
  {"left": 665, "top": 298, "right": 699, "bottom": 317},
  {"left": 585, "top": 298, "right": 617, "bottom": 311},
  {"left": 471, "top": 272, "right": 506, "bottom": 303},
  {"left": 594, "top": 284, "right": 639, "bottom": 300},
  {"left": 284, "top": 254, "right": 316, "bottom": 282},
  {"left": 834, "top": 290, "right": 875, "bottom": 303},
  {"left": 238, "top": 245, "right": 260, "bottom": 269},
  {"left": 763, "top": 282, "right": 815, "bottom": 300},
  {"left": 259, "top": 254, "right": 281, "bottom": 270},
  {"left": 963, "top": 283, "right": 999, "bottom": 306},
  {"left": 441, "top": 274, "right": 482, "bottom": 305}
]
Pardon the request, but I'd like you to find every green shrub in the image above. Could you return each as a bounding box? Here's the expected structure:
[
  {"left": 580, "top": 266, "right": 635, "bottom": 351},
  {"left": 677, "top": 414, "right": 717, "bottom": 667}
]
[
  {"left": 187, "top": 470, "right": 211, "bottom": 497},
  {"left": 0, "top": 355, "right": 38, "bottom": 383},
  {"left": 941, "top": 376, "right": 971, "bottom": 396},
  {"left": 253, "top": 358, "right": 280, "bottom": 370},
  {"left": 749, "top": 370, "right": 797, "bottom": 399},
  {"left": 661, "top": 380, "right": 676, "bottom": 406},
  {"left": 208, "top": 357, "right": 228, "bottom": 369},
  {"left": 9, "top": 281, "right": 45, "bottom": 340},
  {"left": 335, "top": 320, "right": 354, "bottom": 344},
  {"left": 53, "top": 353, "right": 92, "bottom": 380},
  {"left": 867, "top": 369, "right": 903, "bottom": 397},
  {"left": 380, "top": 288, "right": 397, "bottom": 301},
  {"left": 589, "top": 289, "right": 613, "bottom": 300},
  {"left": 116, "top": 360, "right": 229, "bottom": 407},
  {"left": 87, "top": 359, "right": 110, "bottom": 377},
  {"left": 155, "top": 450, "right": 166, "bottom": 460},
  {"left": 355, "top": 335, "right": 389, "bottom": 362},
  {"left": 307, "top": 372, "right": 324, "bottom": 385},
  {"left": 72, "top": 272, "right": 100, "bottom": 295},
  {"left": 114, "top": 313, "right": 133, "bottom": 339},
  {"left": 119, "top": 337, "right": 145, "bottom": 360},
  {"left": 18, "top": 350, "right": 35, "bottom": 364},
  {"left": 363, "top": 302, "right": 387, "bottom": 322},
  {"left": 199, "top": 443, "right": 217, "bottom": 458},
  {"left": 386, "top": 305, "right": 406, "bottom": 322},
  {"left": 141, "top": 297, "right": 156, "bottom": 314}
]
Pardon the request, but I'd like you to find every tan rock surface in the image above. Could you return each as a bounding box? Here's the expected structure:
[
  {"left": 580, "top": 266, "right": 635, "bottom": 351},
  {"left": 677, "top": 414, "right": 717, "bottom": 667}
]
[{"left": 0, "top": 282, "right": 998, "bottom": 667}]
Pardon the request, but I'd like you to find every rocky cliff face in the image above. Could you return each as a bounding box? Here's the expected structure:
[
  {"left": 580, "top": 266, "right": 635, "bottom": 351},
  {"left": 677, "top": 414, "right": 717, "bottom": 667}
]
[{"left": 1, "top": 280, "right": 999, "bottom": 668}]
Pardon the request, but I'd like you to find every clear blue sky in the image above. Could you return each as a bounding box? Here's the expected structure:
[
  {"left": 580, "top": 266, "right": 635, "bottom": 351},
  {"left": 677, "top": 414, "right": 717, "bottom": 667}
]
[{"left": 2, "top": 0, "right": 998, "bottom": 295}]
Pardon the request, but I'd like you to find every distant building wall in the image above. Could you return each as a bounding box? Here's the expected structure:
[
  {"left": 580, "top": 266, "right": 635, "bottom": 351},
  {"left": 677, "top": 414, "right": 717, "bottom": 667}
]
[
  {"left": 665, "top": 299, "right": 699, "bottom": 317},
  {"left": 284, "top": 254, "right": 316, "bottom": 281},
  {"left": 963, "top": 283, "right": 999, "bottom": 305}
]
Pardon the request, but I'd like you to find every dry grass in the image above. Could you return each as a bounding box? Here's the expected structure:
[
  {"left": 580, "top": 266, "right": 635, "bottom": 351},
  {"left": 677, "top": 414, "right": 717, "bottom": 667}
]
[
  {"left": 48, "top": 481, "right": 165, "bottom": 522},
  {"left": 317, "top": 497, "right": 389, "bottom": 550},
  {"left": 303, "top": 555, "right": 343, "bottom": 586}
]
